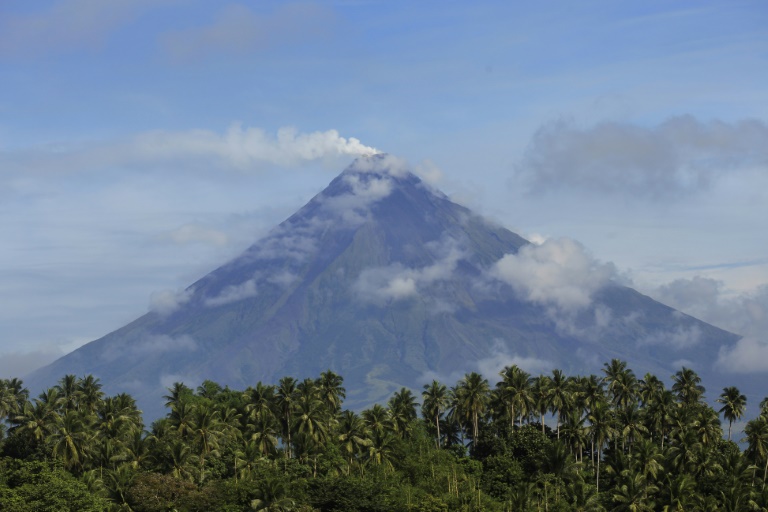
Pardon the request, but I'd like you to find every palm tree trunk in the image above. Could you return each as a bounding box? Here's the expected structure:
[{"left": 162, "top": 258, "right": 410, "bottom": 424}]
[{"left": 435, "top": 413, "right": 441, "bottom": 448}]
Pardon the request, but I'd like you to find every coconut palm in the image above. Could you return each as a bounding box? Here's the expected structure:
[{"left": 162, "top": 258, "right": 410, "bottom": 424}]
[
  {"left": 454, "top": 372, "right": 490, "bottom": 442},
  {"left": 588, "top": 401, "right": 615, "bottom": 493},
  {"left": 532, "top": 374, "right": 552, "bottom": 434},
  {"left": 422, "top": 380, "right": 449, "bottom": 447},
  {"left": 548, "top": 369, "right": 572, "bottom": 439},
  {"left": 317, "top": 370, "right": 345, "bottom": 416},
  {"left": 671, "top": 367, "right": 705, "bottom": 406},
  {"left": 191, "top": 406, "right": 224, "bottom": 484},
  {"left": 275, "top": 377, "right": 298, "bottom": 458},
  {"left": 717, "top": 386, "right": 747, "bottom": 441},
  {"left": 337, "top": 410, "right": 372, "bottom": 475},
  {"left": 388, "top": 387, "right": 418, "bottom": 439},
  {"left": 497, "top": 365, "right": 533, "bottom": 428},
  {"left": 49, "top": 409, "right": 93, "bottom": 473},
  {"left": 743, "top": 415, "right": 768, "bottom": 489}
]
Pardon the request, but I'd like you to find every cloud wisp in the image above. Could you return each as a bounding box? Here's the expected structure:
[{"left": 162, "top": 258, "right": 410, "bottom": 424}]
[
  {"left": 162, "top": 3, "right": 336, "bottom": 63},
  {"left": 489, "top": 237, "right": 619, "bottom": 313},
  {"left": 354, "top": 237, "right": 465, "bottom": 304},
  {"left": 0, "top": 0, "right": 164, "bottom": 57},
  {"left": 517, "top": 115, "right": 768, "bottom": 199},
  {"left": 652, "top": 277, "right": 768, "bottom": 373},
  {"left": 1, "top": 124, "right": 380, "bottom": 176}
]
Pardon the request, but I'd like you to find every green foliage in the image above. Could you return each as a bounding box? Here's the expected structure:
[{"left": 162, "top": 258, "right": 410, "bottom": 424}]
[
  {"left": 0, "top": 458, "right": 109, "bottom": 511},
  {"left": 1, "top": 366, "right": 767, "bottom": 511}
]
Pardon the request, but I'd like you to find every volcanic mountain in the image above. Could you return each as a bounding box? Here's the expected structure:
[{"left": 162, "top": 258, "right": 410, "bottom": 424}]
[{"left": 26, "top": 155, "right": 742, "bottom": 419}]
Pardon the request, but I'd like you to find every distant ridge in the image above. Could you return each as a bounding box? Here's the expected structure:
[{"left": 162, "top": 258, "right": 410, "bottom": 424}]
[{"left": 26, "top": 154, "right": 742, "bottom": 419}]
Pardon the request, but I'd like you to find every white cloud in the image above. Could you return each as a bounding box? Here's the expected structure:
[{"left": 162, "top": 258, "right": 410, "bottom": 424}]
[
  {"left": 1, "top": 347, "right": 67, "bottom": 379},
  {"left": 0, "top": 0, "right": 164, "bottom": 57},
  {"left": 130, "top": 334, "right": 197, "bottom": 356},
  {"left": 489, "top": 237, "right": 618, "bottom": 312},
  {"left": 637, "top": 324, "right": 702, "bottom": 350},
  {"left": 149, "top": 288, "right": 193, "bottom": 316},
  {"left": 163, "top": 224, "right": 229, "bottom": 247},
  {"left": 517, "top": 116, "right": 768, "bottom": 199},
  {"left": 162, "top": 3, "right": 336, "bottom": 62},
  {"left": 205, "top": 278, "right": 258, "bottom": 307},
  {"left": 651, "top": 277, "right": 768, "bottom": 373},
  {"left": 354, "top": 238, "right": 465, "bottom": 303},
  {"left": 476, "top": 349, "right": 554, "bottom": 384}
]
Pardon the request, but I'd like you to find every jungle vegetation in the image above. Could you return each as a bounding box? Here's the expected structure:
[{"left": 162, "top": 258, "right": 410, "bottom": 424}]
[{"left": 0, "top": 360, "right": 766, "bottom": 511}]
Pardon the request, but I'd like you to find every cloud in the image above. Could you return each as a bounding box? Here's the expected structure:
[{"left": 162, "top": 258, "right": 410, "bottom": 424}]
[
  {"left": 2, "top": 347, "right": 68, "bottom": 379},
  {"left": 517, "top": 116, "right": 768, "bottom": 199},
  {"left": 205, "top": 278, "right": 258, "bottom": 307},
  {"left": 1, "top": 124, "right": 380, "bottom": 175},
  {"left": 637, "top": 324, "right": 702, "bottom": 350},
  {"left": 0, "top": 0, "right": 163, "bottom": 57},
  {"left": 489, "top": 237, "right": 618, "bottom": 312},
  {"left": 162, "top": 3, "right": 336, "bottom": 63},
  {"left": 99, "top": 333, "right": 197, "bottom": 363},
  {"left": 354, "top": 238, "right": 465, "bottom": 303},
  {"left": 475, "top": 341, "right": 554, "bottom": 384},
  {"left": 130, "top": 334, "right": 197, "bottom": 356},
  {"left": 149, "top": 288, "right": 193, "bottom": 316},
  {"left": 163, "top": 224, "right": 229, "bottom": 246},
  {"left": 651, "top": 277, "right": 768, "bottom": 373}
]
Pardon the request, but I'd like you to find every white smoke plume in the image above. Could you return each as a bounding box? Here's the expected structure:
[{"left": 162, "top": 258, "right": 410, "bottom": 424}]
[{"left": 2, "top": 125, "right": 380, "bottom": 174}]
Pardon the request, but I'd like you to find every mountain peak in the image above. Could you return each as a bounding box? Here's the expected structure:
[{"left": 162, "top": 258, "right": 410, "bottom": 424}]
[{"left": 25, "top": 157, "right": 741, "bottom": 420}]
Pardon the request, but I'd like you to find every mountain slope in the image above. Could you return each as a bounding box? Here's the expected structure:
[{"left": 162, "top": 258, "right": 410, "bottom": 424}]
[{"left": 26, "top": 155, "right": 741, "bottom": 419}]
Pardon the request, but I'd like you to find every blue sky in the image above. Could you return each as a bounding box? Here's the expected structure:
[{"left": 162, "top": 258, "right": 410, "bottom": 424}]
[{"left": 1, "top": 0, "right": 767, "bottom": 379}]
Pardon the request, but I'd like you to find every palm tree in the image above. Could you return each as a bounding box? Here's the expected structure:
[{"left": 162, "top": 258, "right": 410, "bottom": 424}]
[
  {"left": 77, "top": 375, "right": 104, "bottom": 414},
  {"left": 275, "top": 377, "right": 298, "bottom": 458},
  {"left": 716, "top": 386, "right": 747, "bottom": 441},
  {"left": 588, "top": 401, "right": 615, "bottom": 493},
  {"left": 337, "top": 410, "right": 372, "bottom": 475},
  {"left": 388, "top": 387, "right": 418, "bottom": 439},
  {"left": 163, "top": 382, "right": 193, "bottom": 410},
  {"left": 743, "top": 415, "right": 768, "bottom": 489},
  {"left": 548, "top": 369, "right": 572, "bottom": 439},
  {"left": 671, "top": 367, "right": 705, "bottom": 406},
  {"left": 49, "top": 409, "right": 93, "bottom": 473},
  {"left": 532, "top": 374, "right": 552, "bottom": 434},
  {"left": 362, "top": 404, "right": 391, "bottom": 438},
  {"left": 317, "top": 370, "right": 345, "bottom": 416},
  {"left": 454, "top": 372, "right": 490, "bottom": 442},
  {"left": 496, "top": 365, "right": 533, "bottom": 428},
  {"left": 422, "top": 380, "right": 449, "bottom": 447},
  {"left": 191, "top": 406, "right": 224, "bottom": 485}
]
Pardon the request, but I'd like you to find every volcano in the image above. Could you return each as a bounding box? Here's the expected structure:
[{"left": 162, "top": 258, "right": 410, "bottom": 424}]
[{"left": 26, "top": 155, "right": 742, "bottom": 419}]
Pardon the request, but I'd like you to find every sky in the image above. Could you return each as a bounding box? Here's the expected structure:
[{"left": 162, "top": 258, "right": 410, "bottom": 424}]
[{"left": 1, "top": 0, "right": 767, "bottom": 384}]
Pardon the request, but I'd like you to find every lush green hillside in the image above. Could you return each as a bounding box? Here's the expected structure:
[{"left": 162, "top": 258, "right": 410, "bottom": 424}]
[{"left": 2, "top": 361, "right": 767, "bottom": 511}]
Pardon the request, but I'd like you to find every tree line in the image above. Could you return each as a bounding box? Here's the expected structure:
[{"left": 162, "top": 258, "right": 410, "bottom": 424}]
[{"left": 0, "top": 360, "right": 766, "bottom": 511}]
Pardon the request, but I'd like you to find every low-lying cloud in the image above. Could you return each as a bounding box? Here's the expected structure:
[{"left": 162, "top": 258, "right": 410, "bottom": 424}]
[
  {"left": 653, "top": 278, "right": 768, "bottom": 372},
  {"left": 149, "top": 288, "right": 193, "bottom": 316},
  {"left": 489, "top": 238, "right": 618, "bottom": 312},
  {"left": 518, "top": 115, "right": 768, "bottom": 199},
  {"left": 206, "top": 278, "right": 258, "bottom": 307},
  {"left": 354, "top": 238, "right": 465, "bottom": 304}
]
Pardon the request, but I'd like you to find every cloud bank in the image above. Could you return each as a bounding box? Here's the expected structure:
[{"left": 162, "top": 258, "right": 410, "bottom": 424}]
[
  {"left": 653, "top": 278, "right": 768, "bottom": 372},
  {"left": 518, "top": 116, "right": 768, "bottom": 199},
  {"left": 489, "top": 238, "right": 618, "bottom": 312}
]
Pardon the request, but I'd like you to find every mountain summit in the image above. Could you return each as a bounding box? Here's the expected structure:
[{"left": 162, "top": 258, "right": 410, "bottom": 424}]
[{"left": 26, "top": 155, "right": 741, "bottom": 419}]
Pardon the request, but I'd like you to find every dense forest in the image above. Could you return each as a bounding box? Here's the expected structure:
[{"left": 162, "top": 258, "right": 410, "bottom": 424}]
[{"left": 0, "top": 360, "right": 766, "bottom": 511}]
